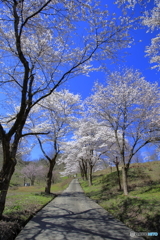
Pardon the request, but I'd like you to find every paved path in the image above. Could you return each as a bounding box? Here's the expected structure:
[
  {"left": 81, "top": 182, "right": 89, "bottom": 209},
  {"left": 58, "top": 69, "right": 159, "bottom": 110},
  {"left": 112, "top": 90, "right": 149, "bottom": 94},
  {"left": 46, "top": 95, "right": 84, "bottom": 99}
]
[{"left": 15, "top": 179, "right": 143, "bottom": 240}]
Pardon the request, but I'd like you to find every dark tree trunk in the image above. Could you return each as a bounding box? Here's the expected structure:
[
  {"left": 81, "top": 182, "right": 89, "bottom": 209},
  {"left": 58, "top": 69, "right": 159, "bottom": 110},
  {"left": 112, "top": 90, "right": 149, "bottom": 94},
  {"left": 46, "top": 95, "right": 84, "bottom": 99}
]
[
  {"left": 24, "top": 177, "right": 26, "bottom": 186},
  {"left": 0, "top": 154, "right": 16, "bottom": 219},
  {"left": 79, "top": 162, "right": 85, "bottom": 180},
  {"left": 31, "top": 177, "right": 35, "bottom": 186},
  {"left": 45, "top": 157, "right": 56, "bottom": 194},
  {"left": 115, "top": 163, "right": 122, "bottom": 190},
  {"left": 79, "top": 159, "right": 88, "bottom": 181},
  {"left": 82, "top": 160, "right": 88, "bottom": 181},
  {"left": 88, "top": 163, "right": 93, "bottom": 186},
  {"left": 0, "top": 103, "right": 31, "bottom": 219},
  {"left": 122, "top": 165, "right": 129, "bottom": 195},
  {"left": 113, "top": 157, "right": 122, "bottom": 191}
]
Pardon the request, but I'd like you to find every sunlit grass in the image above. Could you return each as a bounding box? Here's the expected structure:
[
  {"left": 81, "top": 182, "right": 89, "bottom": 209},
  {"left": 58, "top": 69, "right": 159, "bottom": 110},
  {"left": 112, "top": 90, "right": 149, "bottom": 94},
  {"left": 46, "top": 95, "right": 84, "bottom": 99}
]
[
  {"left": 4, "top": 177, "right": 73, "bottom": 221},
  {"left": 51, "top": 177, "right": 73, "bottom": 192}
]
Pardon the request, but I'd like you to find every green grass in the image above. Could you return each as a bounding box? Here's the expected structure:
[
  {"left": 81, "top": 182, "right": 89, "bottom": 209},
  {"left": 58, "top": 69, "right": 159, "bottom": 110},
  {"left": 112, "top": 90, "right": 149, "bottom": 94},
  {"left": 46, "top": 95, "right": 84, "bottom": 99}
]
[
  {"left": 80, "top": 161, "right": 160, "bottom": 240},
  {"left": 51, "top": 177, "right": 72, "bottom": 192},
  {"left": 0, "top": 177, "right": 73, "bottom": 240},
  {"left": 4, "top": 177, "right": 73, "bottom": 221}
]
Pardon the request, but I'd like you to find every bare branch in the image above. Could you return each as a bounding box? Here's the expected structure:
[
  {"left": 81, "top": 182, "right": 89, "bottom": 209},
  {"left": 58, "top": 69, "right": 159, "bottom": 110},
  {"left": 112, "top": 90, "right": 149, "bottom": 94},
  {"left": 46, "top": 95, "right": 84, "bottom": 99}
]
[{"left": 21, "top": 131, "right": 50, "bottom": 138}]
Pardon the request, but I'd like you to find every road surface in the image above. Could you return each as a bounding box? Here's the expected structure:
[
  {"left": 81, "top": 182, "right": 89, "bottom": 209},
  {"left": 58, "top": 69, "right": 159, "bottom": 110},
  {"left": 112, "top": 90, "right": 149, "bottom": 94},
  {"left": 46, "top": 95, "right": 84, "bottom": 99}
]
[{"left": 15, "top": 179, "right": 143, "bottom": 240}]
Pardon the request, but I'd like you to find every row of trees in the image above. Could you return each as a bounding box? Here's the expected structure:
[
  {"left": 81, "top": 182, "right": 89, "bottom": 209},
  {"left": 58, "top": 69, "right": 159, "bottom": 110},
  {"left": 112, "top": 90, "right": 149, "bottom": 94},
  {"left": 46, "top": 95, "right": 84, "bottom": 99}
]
[
  {"left": 0, "top": 0, "right": 132, "bottom": 219},
  {"left": 4, "top": 68, "right": 160, "bottom": 195},
  {"left": 59, "top": 68, "right": 160, "bottom": 196},
  {"left": 0, "top": 0, "right": 159, "bottom": 219},
  {"left": 4, "top": 89, "right": 81, "bottom": 191}
]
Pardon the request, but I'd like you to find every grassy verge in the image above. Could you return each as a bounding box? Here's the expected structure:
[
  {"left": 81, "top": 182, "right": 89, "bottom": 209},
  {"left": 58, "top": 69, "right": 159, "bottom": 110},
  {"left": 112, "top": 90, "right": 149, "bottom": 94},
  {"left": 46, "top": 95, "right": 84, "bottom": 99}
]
[
  {"left": 0, "top": 177, "right": 73, "bottom": 240},
  {"left": 51, "top": 176, "right": 73, "bottom": 193},
  {"left": 80, "top": 162, "right": 160, "bottom": 240}
]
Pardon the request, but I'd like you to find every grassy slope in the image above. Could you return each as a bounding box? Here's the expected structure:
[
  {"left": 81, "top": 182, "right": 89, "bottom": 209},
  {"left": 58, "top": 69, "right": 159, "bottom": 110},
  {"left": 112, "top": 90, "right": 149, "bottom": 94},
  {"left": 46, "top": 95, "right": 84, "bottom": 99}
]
[
  {"left": 5, "top": 176, "right": 72, "bottom": 218},
  {"left": 80, "top": 161, "right": 160, "bottom": 240}
]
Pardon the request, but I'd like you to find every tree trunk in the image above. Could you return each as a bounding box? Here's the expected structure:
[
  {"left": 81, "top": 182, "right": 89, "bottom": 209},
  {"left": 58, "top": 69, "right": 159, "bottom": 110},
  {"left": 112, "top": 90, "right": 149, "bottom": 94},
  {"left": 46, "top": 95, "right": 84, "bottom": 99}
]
[
  {"left": 80, "top": 159, "right": 88, "bottom": 181},
  {"left": 83, "top": 161, "right": 88, "bottom": 181},
  {"left": 45, "top": 158, "right": 56, "bottom": 194},
  {"left": 31, "top": 177, "right": 35, "bottom": 186},
  {"left": 122, "top": 166, "right": 128, "bottom": 195},
  {"left": 0, "top": 158, "right": 16, "bottom": 219},
  {"left": 88, "top": 163, "right": 93, "bottom": 186},
  {"left": 24, "top": 177, "right": 26, "bottom": 186},
  {"left": 115, "top": 163, "right": 122, "bottom": 191},
  {"left": 79, "top": 162, "right": 85, "bottom": 180}
]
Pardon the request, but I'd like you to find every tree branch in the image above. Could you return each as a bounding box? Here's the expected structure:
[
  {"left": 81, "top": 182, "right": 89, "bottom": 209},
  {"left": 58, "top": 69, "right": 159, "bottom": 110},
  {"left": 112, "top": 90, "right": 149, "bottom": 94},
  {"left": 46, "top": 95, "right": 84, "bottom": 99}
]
[
  {"left": 36, "top": 136, "right": 51, "bottom": 162},
  {"left": 21, "top": 131, "right": 50, "bottom": 138},
  {"left": 19, "top": 0, "right": 52, "bottom": 37}
]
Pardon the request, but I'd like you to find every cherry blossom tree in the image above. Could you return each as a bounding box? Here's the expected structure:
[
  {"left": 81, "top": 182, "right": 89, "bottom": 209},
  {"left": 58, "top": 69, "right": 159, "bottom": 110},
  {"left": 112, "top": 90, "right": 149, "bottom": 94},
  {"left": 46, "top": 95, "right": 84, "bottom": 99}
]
[
  {"left": 87, "top": 68, "right": 160, "bottom": 195},
  {"left": 60, "top": 118, "right": 116, "bottom": 185},
  {"left": 21, "top": 163, "right": 45, "bottom": 186},
  {"left": 59, "top": 141, "right": 81, "bottom": 178},
  {"left": 100, "top": 147, "right": 123, "bottom": 190},
  {"left": 144, "top": 1, "right": 160, "bottom": 71},
  {"left": 0, "top": 0, "right": 132, "bottom": 218},
  {"left": 29, "top": 90, "right": 82, "bottom": 193}
]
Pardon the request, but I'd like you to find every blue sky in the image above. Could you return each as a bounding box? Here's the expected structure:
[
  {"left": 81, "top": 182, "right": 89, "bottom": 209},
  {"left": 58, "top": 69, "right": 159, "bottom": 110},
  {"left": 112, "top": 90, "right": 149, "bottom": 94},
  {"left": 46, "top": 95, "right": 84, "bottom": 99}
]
[
  {"left": 63, "top": 0, "right": 159, "bottom": 100},
  {"left": 65, "top": 28, "right": 159, "bottom": 100},
  {"left": 29, "top": 1, "right": 159, "bottom": 160}
]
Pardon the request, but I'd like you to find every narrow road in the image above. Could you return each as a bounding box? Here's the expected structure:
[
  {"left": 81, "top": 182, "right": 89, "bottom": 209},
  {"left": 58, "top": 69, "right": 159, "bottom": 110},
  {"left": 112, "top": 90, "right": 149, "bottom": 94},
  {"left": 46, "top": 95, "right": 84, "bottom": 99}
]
[{"left": 15, "top": 179, "right": 143, "bottom": 240}]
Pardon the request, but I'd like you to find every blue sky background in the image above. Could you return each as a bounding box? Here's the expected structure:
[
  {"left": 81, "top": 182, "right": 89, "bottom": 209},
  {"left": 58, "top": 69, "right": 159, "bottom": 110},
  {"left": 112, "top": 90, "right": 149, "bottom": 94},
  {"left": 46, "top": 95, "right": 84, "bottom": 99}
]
[
  {"left": 64, "top": 0, "right": 159, "bottom": 100},
  {"left": 29, "top": 1, "right": 160, "bottom": 160},
  {"left": 65, "top": 28, "right": 159, "bottom": 100}
]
